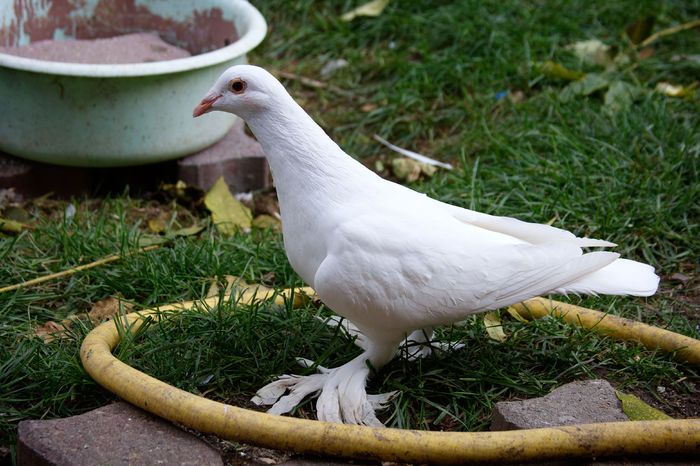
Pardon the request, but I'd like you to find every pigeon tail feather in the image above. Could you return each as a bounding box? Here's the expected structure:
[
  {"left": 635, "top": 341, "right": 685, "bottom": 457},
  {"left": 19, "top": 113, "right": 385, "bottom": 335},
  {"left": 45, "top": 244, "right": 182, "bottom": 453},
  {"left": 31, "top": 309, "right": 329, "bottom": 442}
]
[{"left": 558, "top": 258, "right": 659, "bottom": 297}]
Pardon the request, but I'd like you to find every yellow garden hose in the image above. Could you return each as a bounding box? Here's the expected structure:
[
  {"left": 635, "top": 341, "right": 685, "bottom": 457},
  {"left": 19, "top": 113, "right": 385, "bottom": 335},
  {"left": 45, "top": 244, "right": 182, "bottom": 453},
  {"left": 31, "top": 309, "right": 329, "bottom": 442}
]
[{"left": 80, "top": 290, "right": 700, "bottom": 463}]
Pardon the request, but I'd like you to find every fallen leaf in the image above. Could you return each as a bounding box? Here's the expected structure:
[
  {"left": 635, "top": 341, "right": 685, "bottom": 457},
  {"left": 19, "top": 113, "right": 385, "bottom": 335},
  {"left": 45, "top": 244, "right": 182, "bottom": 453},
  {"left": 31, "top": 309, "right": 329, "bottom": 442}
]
[
  {"left": 625, "top": 16, "right": 656, "bottom": 45},
  {"left": 253, "top": 214, "right": 282, "bottom": 230},
  {"left": 0, "top": 217, "right": 24, "bottom": 233},
  {"left": 204, "top": 177, "right": 252, "bottom": 235},
  {"left": 508, "top": 90, "right": 525, "bottom": 104},
  {"left": 171, "top": 225, "right": 206, "bottom": 237},
  {"left": 374, "top": 135, "right": 453, "bottom": 169},
  {"left": 341, "top": 0, "right": 390, "bottom": 21},
  {"left": 616, "top": 391, "right": 672, "bottom": 421},
  {"left": 138, "top": 224, "right": 205, "bottom": 247},
  {"left": 559, "top": 73, "right": 609, "bottom": 102},
  {"left": 655, "top": 81, "right": 696, "bottom": 98},
  {"left": 148, "top": 211, "right": 171, "bottom": 233},
  {"left": 483, "top": 311, "right": 507, "bottom": 342},
  {"left": 506, "top": 306, "right": 529, "bottom": 323},
  {"left": 565, "top": 39, "right": 617, "bottom": 66},
  {"left": 391, "top": 158, "right": 422, "bottom": 182},
  {"left": 604, "top": 80, "right": 642, "bottom": 111},
  {"left": 88, "top": 296, "right": 133, "bottom": 321},
  {"left": 533, "top": 61, "right": 585, "bottom": 81},
  {"left": 637, "top": 47, "right": 655, "bottom": 60},
  {"left": 160, "top": 180, "right": 206, "bottom": 205},
  {"left": 33, "top": 321, "right": 65, "bottom": 342},
  {"left": 360, "top": 103, "right": 378, "bottom": 112}
]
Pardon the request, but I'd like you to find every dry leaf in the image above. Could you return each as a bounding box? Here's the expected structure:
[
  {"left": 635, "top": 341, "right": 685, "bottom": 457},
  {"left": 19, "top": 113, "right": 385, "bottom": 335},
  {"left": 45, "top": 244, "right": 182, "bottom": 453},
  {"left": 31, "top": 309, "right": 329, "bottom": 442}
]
[
  {"left": 88, "top": 296, "right": 133, "bottom": 321},
  {"left": 565, "top": 39, "right": 617, "bottom": 66},
  {"left": 33, "top": 321, "right": 66, "bottom": 342},
  {"left": 148, "top": 211, "right": 171, "bottom": 233},
  {"left": 483, "top": 311, "right": 507, "bottom": 342},
  {"left": 391, "top": 158, "right": 423, "bottom": 182},
  {"left": 341, "top": 0, "right": 390, "bottom": 21},
  {"left": 616, "top": 391, "right": 672, "bottom": 421},
  {"left": 204, "top": 177, "right": 252, "bottom": 235},
  {"left": 506, "top": 306, "right": 529, "bottom": 323},
  {"left": 656, "top": 81, "right": 695, "bottom": 98},
  {"left": 533, "top": 61, "right": 585, "bottom": 81},
  {"left": 604, "top": 80, "right": 642, "bottom": 112},
  {"left": 160, "top": 180, "right": 206, "bottom": 205},
  {"left": 638, "top": 47, "right": 655, "bottom": 60},
  {"left": 0, "top": 217, "right": 24, "bottom": 233},
  {"left": 253, "top": 214, "right": 282, "bottom": 230}
]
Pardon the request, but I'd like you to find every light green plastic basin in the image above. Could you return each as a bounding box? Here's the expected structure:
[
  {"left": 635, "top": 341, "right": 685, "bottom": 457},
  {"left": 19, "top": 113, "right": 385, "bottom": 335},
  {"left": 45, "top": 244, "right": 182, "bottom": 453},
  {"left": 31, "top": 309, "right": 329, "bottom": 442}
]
[{"left": 0, "top": 0, "right": 266, "bottom": 167}]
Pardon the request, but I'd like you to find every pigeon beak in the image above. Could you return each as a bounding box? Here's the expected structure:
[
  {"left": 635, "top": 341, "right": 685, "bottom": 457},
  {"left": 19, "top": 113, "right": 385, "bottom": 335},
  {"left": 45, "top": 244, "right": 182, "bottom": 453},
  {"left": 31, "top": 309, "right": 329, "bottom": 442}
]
[{"left": 193, "top": 93, "right": 222, "bottom": 117}]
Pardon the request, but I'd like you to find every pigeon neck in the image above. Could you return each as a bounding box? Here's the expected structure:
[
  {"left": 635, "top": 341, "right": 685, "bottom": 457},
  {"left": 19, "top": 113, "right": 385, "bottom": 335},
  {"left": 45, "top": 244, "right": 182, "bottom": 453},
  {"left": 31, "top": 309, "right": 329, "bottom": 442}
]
[{"left": 244, "top": 99, "right": 376, "bottom": 200}]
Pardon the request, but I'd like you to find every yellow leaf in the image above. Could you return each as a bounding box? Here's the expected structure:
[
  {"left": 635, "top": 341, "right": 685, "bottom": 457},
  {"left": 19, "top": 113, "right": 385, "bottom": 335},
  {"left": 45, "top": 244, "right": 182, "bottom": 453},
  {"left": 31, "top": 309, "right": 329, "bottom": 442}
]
[
  {"left": 616, "top": 391, "right": 673, "bottom": 421},
  {"left": 252, "top": 214, "right": 282, "bottom": 230},
  {"left": 506, "top": 306, "right": 529, "bottom": 323},
  {"left": 533, "top": 61, "right": 585, "bottom": 81},
  {"left": 148, "top": 211, "right": 171, "bottom": 233},
  {"left": 0, "top": 217, "right": 24, "bottom": 233},
  {"left": 341, "top": 0, "right": 390, "bottom": 21},
  {"left": 483, "top": 311, "right": 507, "bottom": 342},
  {"left": 204, "top": 177, "right": 252, "bottom": 235}
]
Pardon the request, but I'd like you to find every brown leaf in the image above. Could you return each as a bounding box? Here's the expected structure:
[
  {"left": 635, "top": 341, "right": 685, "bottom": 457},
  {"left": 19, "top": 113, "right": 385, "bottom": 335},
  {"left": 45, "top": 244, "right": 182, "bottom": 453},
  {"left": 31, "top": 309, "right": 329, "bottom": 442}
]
[
  {"left": 88, "top": 296, "right": 133, "bottom": 321},
  {"left": 33, "top": 321, "right": 66, "bottom": 342},
  {"left": 638, "top": 47, "right": 655, "bottom": 60}
]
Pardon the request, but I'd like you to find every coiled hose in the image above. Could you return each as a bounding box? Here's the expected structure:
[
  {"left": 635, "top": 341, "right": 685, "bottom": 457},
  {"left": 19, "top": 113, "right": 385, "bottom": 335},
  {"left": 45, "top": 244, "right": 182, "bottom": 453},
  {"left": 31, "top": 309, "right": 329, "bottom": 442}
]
[{"left": 80, "top": 290, "right": 700, "bottom": 464}]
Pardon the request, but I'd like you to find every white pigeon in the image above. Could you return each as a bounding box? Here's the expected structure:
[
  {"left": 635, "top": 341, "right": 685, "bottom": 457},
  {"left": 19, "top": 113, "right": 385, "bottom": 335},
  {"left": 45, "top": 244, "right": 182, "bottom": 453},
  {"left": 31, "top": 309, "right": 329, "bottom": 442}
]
[{"left": 193, "top": 65, "right": 659, "bottom": 426}]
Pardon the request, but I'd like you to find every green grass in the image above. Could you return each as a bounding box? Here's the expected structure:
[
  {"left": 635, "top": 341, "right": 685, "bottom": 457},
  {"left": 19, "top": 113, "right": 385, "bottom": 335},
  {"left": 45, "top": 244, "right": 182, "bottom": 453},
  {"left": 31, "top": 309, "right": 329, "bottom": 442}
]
[{"left": 1, "top": 0, "right": 699, "bottom": 462}]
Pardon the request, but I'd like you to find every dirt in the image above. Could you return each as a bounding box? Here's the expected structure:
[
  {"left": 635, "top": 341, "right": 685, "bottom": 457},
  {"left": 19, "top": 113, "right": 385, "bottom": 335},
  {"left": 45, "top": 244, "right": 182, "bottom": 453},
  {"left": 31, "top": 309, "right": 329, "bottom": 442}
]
[
  {"left": 0, "top": 32, "right": 191, "bottom": 64},
  {"left": 1, "top": 0, "right": 237, "bottom": 55}
]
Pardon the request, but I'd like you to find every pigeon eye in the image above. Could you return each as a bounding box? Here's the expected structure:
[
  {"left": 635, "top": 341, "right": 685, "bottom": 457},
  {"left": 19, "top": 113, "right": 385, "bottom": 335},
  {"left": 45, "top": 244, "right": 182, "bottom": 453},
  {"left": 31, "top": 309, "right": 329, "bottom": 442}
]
[{"left": 228, "top": 78, "right": 246, "bottom": 94}]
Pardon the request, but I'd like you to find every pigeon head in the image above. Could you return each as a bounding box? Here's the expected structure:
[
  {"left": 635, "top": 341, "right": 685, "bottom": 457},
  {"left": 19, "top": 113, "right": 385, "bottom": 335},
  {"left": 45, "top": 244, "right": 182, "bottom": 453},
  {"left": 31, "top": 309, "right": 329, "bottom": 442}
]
[{"left": 193, "top": 65, "right": 284, "bottom": 119}]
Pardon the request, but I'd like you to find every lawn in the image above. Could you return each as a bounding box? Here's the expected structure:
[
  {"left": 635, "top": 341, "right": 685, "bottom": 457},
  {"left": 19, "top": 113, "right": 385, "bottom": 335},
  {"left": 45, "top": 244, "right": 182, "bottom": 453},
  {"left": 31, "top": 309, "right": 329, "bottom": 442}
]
[{"left": 1, "top": 0, "right": 698, "bottom": 462}]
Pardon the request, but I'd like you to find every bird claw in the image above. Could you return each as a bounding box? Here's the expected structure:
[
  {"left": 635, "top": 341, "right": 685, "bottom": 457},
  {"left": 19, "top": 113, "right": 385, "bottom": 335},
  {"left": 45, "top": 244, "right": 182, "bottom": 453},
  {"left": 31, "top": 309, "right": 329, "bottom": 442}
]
[{"left": 251, "top": 357, "right": 396, "bottom": 426}]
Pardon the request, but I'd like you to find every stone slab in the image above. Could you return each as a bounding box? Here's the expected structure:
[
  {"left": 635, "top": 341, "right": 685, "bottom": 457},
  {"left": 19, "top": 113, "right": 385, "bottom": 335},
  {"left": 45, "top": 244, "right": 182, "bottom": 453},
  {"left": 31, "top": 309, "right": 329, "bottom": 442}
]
[
  {"left": 0, "top": 119, "right": 268, "bottom": 199},
  {"left": 178, "top": 118, "right": 269, "bottom": 192},
  {"left": 490, "top": 379, "right": 630, "bottom": 431},
  {"left": 17, "top": 402, "right": 222, "bottom": 466}
]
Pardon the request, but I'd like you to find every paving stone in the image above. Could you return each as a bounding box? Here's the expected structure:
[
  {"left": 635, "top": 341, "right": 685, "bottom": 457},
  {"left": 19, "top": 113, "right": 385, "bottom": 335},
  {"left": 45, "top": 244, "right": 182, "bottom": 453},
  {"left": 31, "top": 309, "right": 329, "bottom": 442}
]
[
  {"left": 1, "top": 119, "right": 268, "bottom": 199},
  {"left": 490, "top": 379, "right": 630, "bottom": 431},
  {"left": 178, "top": 118, "right": 269, "bottom": 192},
  {"left": 17, "top": 402, "right": 222, "bottom": 466},
  {"left": 0, "top": 151, "right": 177, "bottom": 199}
]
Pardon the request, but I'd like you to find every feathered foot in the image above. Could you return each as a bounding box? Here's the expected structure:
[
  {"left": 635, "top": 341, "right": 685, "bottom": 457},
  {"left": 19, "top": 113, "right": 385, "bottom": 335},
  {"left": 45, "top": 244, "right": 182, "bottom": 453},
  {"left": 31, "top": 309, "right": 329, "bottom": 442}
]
[
  {"left": 319, "top": 316, "right": 463, "bottom": 360},
  {"left": 252, "top": 354, "right": 396, "bottom": 426},
  {"left": 400, "top": 327, "right": 465, "bottom": 361}
]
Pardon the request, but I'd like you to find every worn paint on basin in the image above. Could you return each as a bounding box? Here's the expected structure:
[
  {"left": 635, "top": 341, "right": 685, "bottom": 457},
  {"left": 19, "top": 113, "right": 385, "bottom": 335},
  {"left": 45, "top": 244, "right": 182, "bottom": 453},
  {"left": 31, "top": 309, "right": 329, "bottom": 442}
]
[{"left": 0, "top": 0, "right": 266, "bottom": 167}]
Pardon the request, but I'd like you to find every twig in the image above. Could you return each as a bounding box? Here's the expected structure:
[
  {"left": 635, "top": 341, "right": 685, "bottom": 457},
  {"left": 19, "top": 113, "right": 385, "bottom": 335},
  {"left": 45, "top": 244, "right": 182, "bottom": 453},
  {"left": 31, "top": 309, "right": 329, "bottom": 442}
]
[
  {"left": 0, "top": 245, "right": 160, "bottom": 294},
  {"left": 639, "top": 18, "right": 700, "bottom": 48},
  {"left": 272, "top": 70, "right": 354, "bottom": 96}
]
